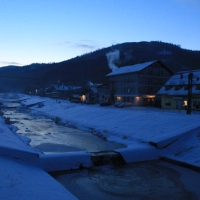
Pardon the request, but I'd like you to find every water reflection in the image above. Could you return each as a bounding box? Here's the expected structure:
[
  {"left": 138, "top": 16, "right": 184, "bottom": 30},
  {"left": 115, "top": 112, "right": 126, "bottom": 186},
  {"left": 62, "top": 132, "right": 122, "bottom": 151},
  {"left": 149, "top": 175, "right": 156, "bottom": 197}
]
[{"left": 2, "top": 108, "right": 126, "bottom": 153}]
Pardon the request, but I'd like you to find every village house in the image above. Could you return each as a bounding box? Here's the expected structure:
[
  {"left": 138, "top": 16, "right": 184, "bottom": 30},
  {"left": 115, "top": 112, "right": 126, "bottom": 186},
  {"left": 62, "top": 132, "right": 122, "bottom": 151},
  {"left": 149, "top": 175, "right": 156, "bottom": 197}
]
[
  {"left": 105, "top": 60, "right": 173, "bottom": 106},
  {"left": 80, "top": 82, "right": 101, "bottom": 104},
  {"left": 44, "top": 83, "right": 101, "bottom": 104},
  {"left": 157, "top": 70, "right": 200, "bottom": 111},
  {"left": 45, "top": 84, "right": 82, "bottom": 99}
]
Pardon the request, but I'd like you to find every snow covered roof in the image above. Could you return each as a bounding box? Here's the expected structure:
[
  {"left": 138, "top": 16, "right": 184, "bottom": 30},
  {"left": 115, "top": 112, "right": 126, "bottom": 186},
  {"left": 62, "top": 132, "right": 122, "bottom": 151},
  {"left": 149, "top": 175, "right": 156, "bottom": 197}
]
[
  {"left": 157, "top": 69, "right": 200, "bottom": 95},
  {"left": 106, "top": 60, "right": 158, "bottom": 77},
  {"left": 54, "top": 85, "right": 69, "bottom": 91},
  {"left": 54, "top": 85, "right": 82, "bottom": 91}
]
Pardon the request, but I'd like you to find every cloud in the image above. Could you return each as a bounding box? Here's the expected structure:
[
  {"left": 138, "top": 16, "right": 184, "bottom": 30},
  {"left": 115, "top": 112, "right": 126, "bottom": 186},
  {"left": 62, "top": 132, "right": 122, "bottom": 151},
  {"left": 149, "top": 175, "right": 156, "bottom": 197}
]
[
  {"left": 57, "top": 40, "right": 99, "bottom": 51},
  {"left": 0, "top": 61, "right": 21, "bottom": 67},
  {"left": 73, "top": 43, "right": 98, "bottom": 51}
]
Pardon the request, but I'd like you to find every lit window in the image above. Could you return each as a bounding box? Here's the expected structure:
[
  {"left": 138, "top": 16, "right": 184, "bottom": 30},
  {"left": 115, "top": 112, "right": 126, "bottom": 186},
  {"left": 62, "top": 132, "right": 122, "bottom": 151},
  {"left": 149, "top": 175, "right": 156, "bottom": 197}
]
[
  {"left": 117, "top": 96, "right": 121, "bottom": 101},
  {"left": 183, "top": 100, "right": 187, "bottom": 106}
]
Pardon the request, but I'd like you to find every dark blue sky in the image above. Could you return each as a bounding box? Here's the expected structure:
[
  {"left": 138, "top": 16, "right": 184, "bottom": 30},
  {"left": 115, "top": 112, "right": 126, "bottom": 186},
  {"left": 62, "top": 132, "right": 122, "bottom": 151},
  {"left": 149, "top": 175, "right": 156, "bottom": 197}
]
[{"left": 0, "top": 0, "right": 200, "bottom": 67}]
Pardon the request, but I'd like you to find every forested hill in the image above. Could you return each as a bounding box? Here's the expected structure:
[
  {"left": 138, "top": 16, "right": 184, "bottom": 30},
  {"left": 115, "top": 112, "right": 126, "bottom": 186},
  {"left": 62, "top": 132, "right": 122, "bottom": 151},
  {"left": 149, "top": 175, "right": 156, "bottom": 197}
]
[{"left": 0, "top": 41, "right": 200, "bottom": 93}]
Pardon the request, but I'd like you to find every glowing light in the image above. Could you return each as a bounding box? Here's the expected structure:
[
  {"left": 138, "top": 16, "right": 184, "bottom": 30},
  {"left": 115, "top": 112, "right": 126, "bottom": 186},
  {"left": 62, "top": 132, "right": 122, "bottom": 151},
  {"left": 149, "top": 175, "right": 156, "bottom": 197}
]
[
  {"left": 117, "top": 96, "right": 121, "bottom": 101},
  {"left": 81, "top": 95, "right": 86, "bottom": 101},
  {"left": 146, "top": 95, "right": 155, "bottom": 98}
]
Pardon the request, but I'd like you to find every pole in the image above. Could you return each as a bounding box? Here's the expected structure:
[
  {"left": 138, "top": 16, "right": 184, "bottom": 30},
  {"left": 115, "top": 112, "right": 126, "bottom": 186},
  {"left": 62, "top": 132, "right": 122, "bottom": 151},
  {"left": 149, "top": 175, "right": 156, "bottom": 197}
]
[{"left": 187, "top": 72, "right": 193, "bottom": 114}]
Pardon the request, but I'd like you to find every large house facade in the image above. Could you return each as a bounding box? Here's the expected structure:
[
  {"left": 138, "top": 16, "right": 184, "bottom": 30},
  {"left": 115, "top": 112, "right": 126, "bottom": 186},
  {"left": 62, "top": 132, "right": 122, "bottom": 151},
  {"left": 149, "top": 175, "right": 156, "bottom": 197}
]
[
  {"left": 105, "top": 60, "right": 173, "bottom": 106},
  {"left": 157, "top": 70, "right": 200, "bottom": 110}
]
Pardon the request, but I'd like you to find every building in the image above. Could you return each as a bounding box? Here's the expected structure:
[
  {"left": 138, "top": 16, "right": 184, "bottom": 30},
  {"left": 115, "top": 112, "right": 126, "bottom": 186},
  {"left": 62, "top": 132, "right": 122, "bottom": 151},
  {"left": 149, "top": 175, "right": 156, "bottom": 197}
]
[
  {"left": 157, "top": 70, "right": 200, "bottom": 110},
  {"left": 81, "top": 82, "right": 100, "bottom": 104},
  {"left": 45, "top": 84, "right": 82, "bottom": 99},
  {"left": 105, "top": 60, "right": 173, "bottom": 106}
]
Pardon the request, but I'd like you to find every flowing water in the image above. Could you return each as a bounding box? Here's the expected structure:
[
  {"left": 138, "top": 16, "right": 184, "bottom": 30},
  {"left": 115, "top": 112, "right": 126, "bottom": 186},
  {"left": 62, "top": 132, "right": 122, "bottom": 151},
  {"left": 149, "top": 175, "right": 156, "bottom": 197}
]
[{"left": 2, "top": 107, "right": 125, "bottom": 153}]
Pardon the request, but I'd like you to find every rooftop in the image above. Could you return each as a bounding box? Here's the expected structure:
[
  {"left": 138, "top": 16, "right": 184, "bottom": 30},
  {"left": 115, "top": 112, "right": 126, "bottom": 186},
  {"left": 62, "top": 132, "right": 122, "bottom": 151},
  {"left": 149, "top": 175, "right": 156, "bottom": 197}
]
[
  {"left": 106, "top": 60, "right": 158, "bottom": 77},
  {"left": 157, "top": 69, "right": 200, "bottom": 95}
]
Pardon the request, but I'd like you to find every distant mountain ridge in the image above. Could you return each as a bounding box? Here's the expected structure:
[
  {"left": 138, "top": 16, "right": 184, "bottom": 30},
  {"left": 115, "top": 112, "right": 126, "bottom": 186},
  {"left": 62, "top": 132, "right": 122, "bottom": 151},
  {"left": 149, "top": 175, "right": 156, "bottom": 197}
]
[{"left": 0, "top": 41, "right": 200, "bottom": 93}]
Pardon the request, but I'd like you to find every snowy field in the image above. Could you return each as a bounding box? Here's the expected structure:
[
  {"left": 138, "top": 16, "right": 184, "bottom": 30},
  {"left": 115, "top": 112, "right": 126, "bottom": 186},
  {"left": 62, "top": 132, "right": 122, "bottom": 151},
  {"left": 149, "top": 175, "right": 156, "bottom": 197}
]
[{"left": 0, "top": 93, "right": 200, "bottom": 199}]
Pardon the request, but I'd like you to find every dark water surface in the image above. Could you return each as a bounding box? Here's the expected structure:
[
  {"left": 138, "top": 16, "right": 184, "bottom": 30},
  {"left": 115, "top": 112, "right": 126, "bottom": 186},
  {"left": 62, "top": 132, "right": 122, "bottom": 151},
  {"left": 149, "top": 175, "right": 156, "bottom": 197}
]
[{"left": 53, "top": 160, "right": 199, "bottom": 200}]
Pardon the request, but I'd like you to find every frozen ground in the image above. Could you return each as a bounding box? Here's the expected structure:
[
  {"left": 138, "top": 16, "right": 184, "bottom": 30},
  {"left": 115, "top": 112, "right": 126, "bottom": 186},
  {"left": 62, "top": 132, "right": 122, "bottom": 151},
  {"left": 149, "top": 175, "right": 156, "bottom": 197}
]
[{"left": 0, "top": 93, "right": 200, "bottom": 199}]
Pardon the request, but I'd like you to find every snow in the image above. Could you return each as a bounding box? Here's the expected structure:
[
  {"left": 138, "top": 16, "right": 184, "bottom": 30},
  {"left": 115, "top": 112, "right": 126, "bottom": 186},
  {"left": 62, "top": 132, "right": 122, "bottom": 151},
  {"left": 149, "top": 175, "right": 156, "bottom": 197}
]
[
  {"left": 158, "top": 69, "right": 200, "bottom": 95},
  {"left": 54, "top": 85, "right": 82, "bottom": 91},
  {"left": 1, "top": 93, "right": 200, "bottom": 199},
  {"left": 0, "top": 156, "right": 77, "bottom": 200},
  {"left": 20, "top": 98, "right": 45, "bottom": 107},
  {"left": 106, "top": 60, "right": 157, "bottom": 76}
]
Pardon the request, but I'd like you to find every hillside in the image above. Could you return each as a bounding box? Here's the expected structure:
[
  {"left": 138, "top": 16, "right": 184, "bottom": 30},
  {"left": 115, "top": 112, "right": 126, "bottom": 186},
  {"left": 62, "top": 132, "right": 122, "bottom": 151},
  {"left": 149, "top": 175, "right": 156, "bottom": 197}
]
[{"left": 0, "top": 41, "right": 200, "bottom": 93}]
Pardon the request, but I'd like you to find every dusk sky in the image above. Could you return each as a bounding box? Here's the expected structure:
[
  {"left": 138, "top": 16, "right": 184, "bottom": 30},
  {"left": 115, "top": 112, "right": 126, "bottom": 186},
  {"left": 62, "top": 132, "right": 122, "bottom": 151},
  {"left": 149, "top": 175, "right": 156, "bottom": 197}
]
[{"left": 0, "top": 0, "right": 200, "bottom": 67}]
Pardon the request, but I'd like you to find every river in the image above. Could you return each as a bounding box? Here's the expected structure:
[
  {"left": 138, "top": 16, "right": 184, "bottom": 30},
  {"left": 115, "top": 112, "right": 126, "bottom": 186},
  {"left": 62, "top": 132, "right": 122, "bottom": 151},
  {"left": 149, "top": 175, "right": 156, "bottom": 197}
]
[
  {"left": 53, "top": 160, "right": 200, "bottom": 200},
  {"left": 1, "top": 100, "right": 200, "bottom": 199},
  {"left": 2, "top": 107, "right": 125, "bottom": 153}
]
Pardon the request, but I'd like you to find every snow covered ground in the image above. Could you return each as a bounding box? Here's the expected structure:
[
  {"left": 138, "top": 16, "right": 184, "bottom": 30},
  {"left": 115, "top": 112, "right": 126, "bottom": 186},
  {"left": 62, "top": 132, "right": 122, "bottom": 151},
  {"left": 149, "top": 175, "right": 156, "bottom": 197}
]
[
  {"left": 0, "top": 93, "right": 200, "bottom": 199},
  {"left": 21, "top": 94, "right": 200, "bottom": 166}
]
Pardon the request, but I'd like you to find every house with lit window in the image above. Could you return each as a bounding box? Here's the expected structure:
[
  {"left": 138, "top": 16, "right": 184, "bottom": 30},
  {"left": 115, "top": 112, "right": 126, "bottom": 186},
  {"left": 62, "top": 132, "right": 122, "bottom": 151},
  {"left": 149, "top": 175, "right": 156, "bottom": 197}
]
[
  {"left": 157, "top": 70, "right": 200, "bottom": 110},
  {"left": 105, "top": 60, "right": 173, "bottom": 106},
  {"left": 81, "top": 82, "right": 100, "bottom": 104}
]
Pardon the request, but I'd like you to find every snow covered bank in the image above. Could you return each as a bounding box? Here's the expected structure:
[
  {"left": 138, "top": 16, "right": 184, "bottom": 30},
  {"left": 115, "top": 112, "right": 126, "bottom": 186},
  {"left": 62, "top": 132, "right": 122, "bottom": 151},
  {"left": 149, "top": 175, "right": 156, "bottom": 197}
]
[
  {"left": 18, "top": 94, "right": 200, "bottom": 167},
  {"left": 116, "top": 143, "right": 159, "bottom": 163},
  {"left": 0, "top": 96, "right": 79, "bottom": 199},
  {"left": 20, "top": 97, "right": 45, "bottom": 107},
  {"left": 0, "top": 156, "right": 77, "bottom": 200},
  {"left": 0, "top": 116, "right": 40, "bottom": 162},
  {"left": 2, "top": 94, "right": 200, "bottom": 166},
  {"left": 149, "top": 125, "right": 200, "bottom": 149}
]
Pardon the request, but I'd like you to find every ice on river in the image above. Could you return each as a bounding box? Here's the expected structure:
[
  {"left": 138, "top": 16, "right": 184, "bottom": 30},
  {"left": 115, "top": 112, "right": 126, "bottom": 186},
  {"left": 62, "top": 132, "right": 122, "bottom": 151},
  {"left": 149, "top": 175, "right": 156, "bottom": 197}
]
[{"left": 2, "top": 109, "right": 125, "bottom": 154}]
